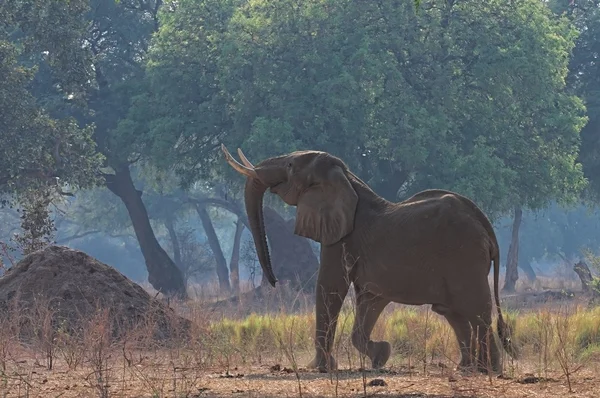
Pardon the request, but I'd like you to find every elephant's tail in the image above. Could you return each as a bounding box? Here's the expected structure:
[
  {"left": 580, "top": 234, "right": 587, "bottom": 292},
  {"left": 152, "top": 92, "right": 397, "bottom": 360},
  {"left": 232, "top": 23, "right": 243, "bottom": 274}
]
[{"left": 493, "top": 248, "right": 518, "bottom": 359}]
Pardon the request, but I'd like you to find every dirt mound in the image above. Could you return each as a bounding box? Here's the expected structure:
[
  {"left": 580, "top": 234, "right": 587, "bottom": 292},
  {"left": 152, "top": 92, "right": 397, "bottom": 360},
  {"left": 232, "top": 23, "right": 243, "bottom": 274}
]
[{"left": 0, "top": 245, "right": 189, "bottom": 340}]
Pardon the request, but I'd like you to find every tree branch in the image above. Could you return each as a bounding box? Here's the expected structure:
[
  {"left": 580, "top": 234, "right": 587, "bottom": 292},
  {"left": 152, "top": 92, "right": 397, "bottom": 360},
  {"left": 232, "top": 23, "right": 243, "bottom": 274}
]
[
  {"left": 185, "top": 196, "right": 250, "bottom": 229},
  {"left": 56, "top": 230, "right": 102, "bottom": 244}
]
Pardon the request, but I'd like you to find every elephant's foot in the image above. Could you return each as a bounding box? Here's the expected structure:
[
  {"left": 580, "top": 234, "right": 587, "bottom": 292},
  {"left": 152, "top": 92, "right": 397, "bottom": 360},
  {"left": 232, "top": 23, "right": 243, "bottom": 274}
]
[
  {"left": 455, "top": 354, "right": 476, "bottom": 374},
  {"left": 370, "top": 341, "right": 391, "bottom": 369},
  {"left": 456, "top": 363, "right": 478, "bottom": 376},
  {"left": 474, "top": 364, "right": 502, "bottom": 375},
  {"left": 476, "top": 358, "right": 502, "bottom": 375},
  {"left": 456, "top": 358, "right": 501, "bottom": 376},
  {"left": 307, "top": 353, "right": 337, "bottom": 373}
]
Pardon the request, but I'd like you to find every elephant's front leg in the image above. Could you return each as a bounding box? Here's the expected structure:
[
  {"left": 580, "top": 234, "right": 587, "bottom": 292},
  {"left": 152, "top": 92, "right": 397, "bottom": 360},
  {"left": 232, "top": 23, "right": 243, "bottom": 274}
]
[
  {"left": 351, "top": 287, "right": 391, "bottom": 369},
  {"left": 307, "top": 244, "right": 351, "bottom": 372}
]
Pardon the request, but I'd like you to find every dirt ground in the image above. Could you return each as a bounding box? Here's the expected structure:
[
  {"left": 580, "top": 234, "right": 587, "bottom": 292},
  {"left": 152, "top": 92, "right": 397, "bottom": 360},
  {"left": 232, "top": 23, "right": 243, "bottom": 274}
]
[
  {"left": 4, "top": 354, "right": 600, "bottom": 398},
  {"left": 2, "top": 245, "right": 599, "bottom": 397}
]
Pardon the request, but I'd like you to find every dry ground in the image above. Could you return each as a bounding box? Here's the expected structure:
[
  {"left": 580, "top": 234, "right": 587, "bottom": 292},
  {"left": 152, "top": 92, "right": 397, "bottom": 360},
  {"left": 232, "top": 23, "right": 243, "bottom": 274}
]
[
  {"left": 3, "top": 350, "right": 600, "bottom": 397},
  {"left": 3, "top": 296, "right": 600, "bottom": 398},
  {"left": 2, "top": 246, "right": 599, "bottom": 397}
]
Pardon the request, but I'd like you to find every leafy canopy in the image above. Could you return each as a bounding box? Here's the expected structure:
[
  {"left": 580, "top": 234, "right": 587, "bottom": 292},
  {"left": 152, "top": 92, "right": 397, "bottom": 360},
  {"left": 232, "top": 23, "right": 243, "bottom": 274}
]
[
  {"left": 136, "top": 0, "right": 586, "bottom": 221},
  {"left": 0, "top": 0, "right": 103, "bottom": 200}
]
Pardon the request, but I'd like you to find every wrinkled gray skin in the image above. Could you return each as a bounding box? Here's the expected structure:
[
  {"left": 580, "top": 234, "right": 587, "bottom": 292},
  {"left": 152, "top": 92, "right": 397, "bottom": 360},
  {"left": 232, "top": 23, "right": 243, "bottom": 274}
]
[{"left": 222, "top": 146, "right": 516, "bottom": 374}]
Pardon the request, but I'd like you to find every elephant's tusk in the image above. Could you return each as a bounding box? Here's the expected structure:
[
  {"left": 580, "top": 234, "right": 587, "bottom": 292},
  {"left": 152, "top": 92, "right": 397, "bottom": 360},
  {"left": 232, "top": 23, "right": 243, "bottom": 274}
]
[
  {"left": 237, "top": 148, "right": 255, "bottom": 168},
  {"left": 221, "top": 144, "right": 257, "bottom": 179}
]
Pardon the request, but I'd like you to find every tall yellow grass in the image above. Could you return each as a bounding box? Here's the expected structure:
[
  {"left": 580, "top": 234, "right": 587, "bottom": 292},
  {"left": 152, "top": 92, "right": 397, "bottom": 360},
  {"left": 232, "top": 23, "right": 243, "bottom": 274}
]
[{"left": 2, "top": 293, "right": 600, "bottom": 397}]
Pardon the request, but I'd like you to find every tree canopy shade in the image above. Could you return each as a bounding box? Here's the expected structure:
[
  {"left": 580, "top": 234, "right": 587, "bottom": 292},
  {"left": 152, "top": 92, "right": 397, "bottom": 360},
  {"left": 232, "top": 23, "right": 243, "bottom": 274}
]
[
  {"left": 552, "top": 0, "right": 600, "bottom": 201},
  {"left": 0, "top": 0, "right": 103, "bottom": 199},
  {"left": 140, "top": 0, "right": 586, "bottom": 219},
  {"left": 132, "top": 0, "right": 588, "bottom": 294},
  {"left": 1, "top": 0, "right": 592, "bottom": 296},
  {"left": 1, "top": 0, "right": 188, "bottom": 298}
]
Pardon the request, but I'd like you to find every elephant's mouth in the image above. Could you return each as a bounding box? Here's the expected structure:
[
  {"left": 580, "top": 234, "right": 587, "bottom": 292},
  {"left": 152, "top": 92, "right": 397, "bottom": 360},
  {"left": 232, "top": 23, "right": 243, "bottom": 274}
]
[{"left": 270, "top": 182, "right": 284, "bottom": 193}]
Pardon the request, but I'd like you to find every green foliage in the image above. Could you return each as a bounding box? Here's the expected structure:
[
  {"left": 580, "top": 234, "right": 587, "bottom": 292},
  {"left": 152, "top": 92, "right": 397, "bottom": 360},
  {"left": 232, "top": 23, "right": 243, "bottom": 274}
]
[
  {"left": 4, "top": 0, "right": 165, "bottom": 172},
  {"left": 0, "top": 0, "right": 105, "bottom": 256},
  {"left": 11, "top": 188, "right": 57, "bottom": 255},
  {"left": 118, "top": 0, "right": 241, "bottom": 186},
  {"left": 416, "top": 0, "right": 587, "bottom": 216},
  {"left": 557, "top": 0, "right": 600, "bottom": 201},
  {"left": 1, "top": 0, "right": 94, "bottom": 100},
  {"left": 0, "top": 39, "right": 102, "bottom": 198},
  {"left": 138, "top": 0, "right": 587, "bottom": 221},
  {"left": 0, "top": 1, "right": 103, "bottom": 209}
]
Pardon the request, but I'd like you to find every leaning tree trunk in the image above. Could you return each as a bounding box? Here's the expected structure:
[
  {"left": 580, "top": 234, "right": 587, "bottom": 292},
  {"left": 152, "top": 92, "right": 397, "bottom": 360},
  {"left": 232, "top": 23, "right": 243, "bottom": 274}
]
[
  {"left": 105, "top": 165, "right": 187, "bottom": 298},
  {"left": 519, "top": 260, "right": 536, "bottom": 282},
  {"left": 195, "top": 204, "right": 231, "bottom": 293},
  {"left": 503, "top": 206, "right": 523, "bottom": 293},
  {"left": 229, "top": 220, "right": 245, "bottom": 295}
]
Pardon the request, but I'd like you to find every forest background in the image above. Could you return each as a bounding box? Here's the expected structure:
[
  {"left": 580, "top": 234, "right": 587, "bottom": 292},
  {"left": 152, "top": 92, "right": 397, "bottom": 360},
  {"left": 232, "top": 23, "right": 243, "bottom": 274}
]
[{"left": 2, "top": 0, "right": 600, "bottom": 299}]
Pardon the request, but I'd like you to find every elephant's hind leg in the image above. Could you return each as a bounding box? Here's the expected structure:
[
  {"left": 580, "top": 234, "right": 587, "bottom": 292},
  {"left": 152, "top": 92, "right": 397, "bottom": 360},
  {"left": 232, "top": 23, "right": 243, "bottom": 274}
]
[
  {"left": 432, "top": 305, "right": 474, "bottom": 370},
  {"left": 467, "top": 313, "right": 501, "bottom": 373},
  {"left": 351, "top": 287, "right": 391, "bottom": 369},
  {"left": 452, "top": 285, "right": 502, "bottom": 374}
]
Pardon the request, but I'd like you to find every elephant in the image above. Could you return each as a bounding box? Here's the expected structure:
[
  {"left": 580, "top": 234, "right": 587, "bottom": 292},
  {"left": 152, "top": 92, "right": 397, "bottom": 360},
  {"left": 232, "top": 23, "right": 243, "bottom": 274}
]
[{"left": 221, "top": 144, "right": 516, "bottom": 374}]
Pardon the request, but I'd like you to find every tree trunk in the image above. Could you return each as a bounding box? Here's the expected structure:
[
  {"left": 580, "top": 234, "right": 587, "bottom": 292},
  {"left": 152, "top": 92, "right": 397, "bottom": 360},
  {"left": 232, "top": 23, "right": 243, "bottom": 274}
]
[
  {"left": 105, "top": 165, "right": 187, "bottom": 298},
  {"left": 195, "top": 204, "right": 231, "bottom": 293},
  {"left": 187, "top": 196, "right": 319, "bottom": 293},
  {"left": 519, "top": 260, "right": 536, "bottom": 281},
  {"left": 573, "top": 260, "right": 594, "bottom": 293},
  {"left": 229, "top": 220, "right": 244, "bottom": 295},
  {"left": 503, "top": 206, "right": 522, "bottom": 293},
  {"left": 164, "top": 214, "right": 183, "bottom": 272}
]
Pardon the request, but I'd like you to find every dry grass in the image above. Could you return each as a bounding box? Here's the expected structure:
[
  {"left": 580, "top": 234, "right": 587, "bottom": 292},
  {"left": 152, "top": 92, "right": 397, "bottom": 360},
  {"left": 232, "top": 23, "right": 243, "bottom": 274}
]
[{"left": 1, "top": 286, "right": 600, "bottom": 398}]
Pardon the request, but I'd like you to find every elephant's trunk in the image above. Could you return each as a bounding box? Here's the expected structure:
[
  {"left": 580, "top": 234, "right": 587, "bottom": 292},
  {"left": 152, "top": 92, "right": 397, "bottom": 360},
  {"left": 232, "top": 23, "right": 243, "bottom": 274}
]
[
  {"left": 222, "top": 144, "right": 284, "bottom": 287},
  {"left": 244, "top": 176, "right": 277, "bottom": 286}
]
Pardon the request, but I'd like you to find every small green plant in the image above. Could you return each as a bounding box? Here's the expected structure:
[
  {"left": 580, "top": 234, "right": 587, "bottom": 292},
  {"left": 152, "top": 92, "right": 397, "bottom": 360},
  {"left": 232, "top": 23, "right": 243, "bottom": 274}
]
[{"left": 11, "top": 187, "right": 57, "bottom": 256}]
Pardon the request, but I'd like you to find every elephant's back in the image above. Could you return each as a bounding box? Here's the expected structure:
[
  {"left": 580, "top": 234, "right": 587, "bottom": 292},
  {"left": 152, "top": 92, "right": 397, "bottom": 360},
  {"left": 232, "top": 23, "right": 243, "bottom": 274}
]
[
  {"left": 400, "top": 190, "right": 494, "bottom": 240},
  {"left": 349, "top": 190, "right": 497, "bottom": 304},
  {"left": 382, "top": 191, "right": 495, "bottom": 261}
]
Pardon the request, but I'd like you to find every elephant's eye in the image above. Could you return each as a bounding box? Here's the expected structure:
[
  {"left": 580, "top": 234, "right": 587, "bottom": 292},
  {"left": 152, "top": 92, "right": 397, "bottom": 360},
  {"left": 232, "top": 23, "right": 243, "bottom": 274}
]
[{"left": 287, "top": 162, "right": 292, "bottom": 169}]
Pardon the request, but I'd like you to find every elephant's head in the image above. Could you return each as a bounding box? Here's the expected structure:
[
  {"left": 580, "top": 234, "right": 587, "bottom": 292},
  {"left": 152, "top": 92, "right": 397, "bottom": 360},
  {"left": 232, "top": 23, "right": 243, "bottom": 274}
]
[{"left": 221, "top": 144, "right": 358, "bottom": 286}]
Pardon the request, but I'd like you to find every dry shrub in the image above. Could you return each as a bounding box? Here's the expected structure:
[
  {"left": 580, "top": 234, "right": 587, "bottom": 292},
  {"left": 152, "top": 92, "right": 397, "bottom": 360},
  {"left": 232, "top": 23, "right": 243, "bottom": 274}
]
[
  {"left": 1, "top": 293, "right": 600, "bottom": 397},
  {"left": 381, "top": 307, "right": 454, "bottom": 370},
  {"left": 3, "top": 245, "right": 600, "bottom": 397}
]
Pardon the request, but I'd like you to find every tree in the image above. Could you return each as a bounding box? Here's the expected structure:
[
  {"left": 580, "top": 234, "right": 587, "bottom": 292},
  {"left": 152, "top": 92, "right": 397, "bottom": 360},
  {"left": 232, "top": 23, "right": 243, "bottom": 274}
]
[
  {"left": 131, "top": 0, "right": 586, "bottom": 293},
  {"left": 552, "top": 0, "right": 600, "bottom": 201},
  {"left": 435, "top": 0, "right": 587, "bottom": 292},
  {"left": 0, "top": 0, "right": 102, "bottom": 201},
  {"left": 221, "top": 0, "right": 585, "bottom": 213},
  {"left": 495, "top": 201, "right": 600, "bottom": 275},
  {"left": 0, "top": 1, "right": 105, "bottom": 255},
  {"left": 4, "top": 0, "right": 188, "bottom": 297}
]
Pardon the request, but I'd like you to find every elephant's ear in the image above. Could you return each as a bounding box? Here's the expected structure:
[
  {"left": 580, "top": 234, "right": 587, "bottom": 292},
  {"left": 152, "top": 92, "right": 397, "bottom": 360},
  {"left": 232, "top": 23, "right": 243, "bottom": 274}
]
[{"left": 294, "top": 165, "right": 358, "bottom": 246}]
